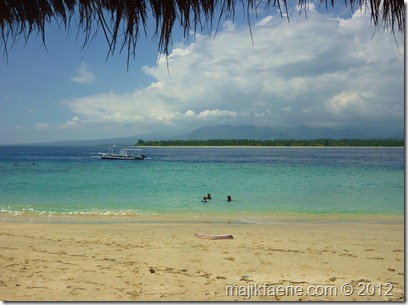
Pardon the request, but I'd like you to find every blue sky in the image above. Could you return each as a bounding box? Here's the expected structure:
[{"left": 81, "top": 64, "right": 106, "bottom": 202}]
[{"left": 0, "top": 2, "right": 404, "bottom": 144}]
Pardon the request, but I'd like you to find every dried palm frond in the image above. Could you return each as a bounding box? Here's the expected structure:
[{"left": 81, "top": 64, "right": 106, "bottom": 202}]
[{"left": 0, "top": 0, "right": 404, "bottom": 65}]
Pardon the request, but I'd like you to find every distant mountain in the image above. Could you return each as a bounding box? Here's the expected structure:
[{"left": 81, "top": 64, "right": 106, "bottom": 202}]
[
  {"left": 25, "top": 132, "right": 171, "bottom": 147},
  {"left": 178, "top": 124, "right": 368, "bottom": 140},
  {"left": 17, "top": 124, "right": 401, "bottom": 146}
]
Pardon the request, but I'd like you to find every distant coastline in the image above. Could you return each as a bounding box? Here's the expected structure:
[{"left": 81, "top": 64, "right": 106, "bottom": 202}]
[{"left": 136, "top": 138, "right": 404, "bottom": 147}]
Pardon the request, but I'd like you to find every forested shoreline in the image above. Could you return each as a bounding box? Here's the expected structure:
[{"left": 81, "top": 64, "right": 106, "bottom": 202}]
[{"left": 136, "top": 139, "right": 404, "bottom": 147}]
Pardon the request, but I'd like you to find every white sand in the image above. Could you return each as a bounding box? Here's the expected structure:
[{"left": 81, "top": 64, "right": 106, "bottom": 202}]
[{"left": 0, "top": 220, "right": 404, "bottom": 301}]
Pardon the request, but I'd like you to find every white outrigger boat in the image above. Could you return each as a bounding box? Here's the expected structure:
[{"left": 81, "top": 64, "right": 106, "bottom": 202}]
[{"left": 98, "top": 148, "right": 147, "bottom": 160}]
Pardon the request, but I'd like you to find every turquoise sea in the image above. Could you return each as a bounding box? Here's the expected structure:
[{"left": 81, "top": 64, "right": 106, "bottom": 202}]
[{"left": 0, "top": 146, "right": 404, "bottom": 223}]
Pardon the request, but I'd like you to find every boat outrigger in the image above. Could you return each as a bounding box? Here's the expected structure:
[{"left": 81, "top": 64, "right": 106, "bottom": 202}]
[{"left": 98, "top": 148, "right": 147, "bottom": 160}]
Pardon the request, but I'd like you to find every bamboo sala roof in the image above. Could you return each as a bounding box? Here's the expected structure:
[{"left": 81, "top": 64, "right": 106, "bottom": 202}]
[{"left": 0, "top": 0, "right": 404, "bottom": 66}]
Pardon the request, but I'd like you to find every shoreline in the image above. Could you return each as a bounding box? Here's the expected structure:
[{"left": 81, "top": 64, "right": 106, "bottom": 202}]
[
  {"left": 0, "top": 221, "right": 404, "bottom": 301},
  {"left": 0, "top": 212, "right": 403, "bottom": 225},
  {"left": 137, "top": 145, "right": 403, "bottom": 149}
]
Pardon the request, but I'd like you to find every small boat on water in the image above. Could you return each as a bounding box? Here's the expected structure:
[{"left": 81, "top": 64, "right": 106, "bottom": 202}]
[{"left": 98, "top": 148, "right": 147, "bottom": 160}]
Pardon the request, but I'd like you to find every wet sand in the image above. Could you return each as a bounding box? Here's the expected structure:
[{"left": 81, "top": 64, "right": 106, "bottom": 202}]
[{"left": 0, "top": 220, "right": 404, "bottom": 301}]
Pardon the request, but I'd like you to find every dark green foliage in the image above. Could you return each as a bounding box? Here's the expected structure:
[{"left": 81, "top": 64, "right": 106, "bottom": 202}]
[{"left": 136, "top": 138, "right": 404, "bottom": 147}]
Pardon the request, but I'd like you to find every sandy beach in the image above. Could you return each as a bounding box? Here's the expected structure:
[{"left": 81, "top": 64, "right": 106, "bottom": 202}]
[{"left": 0, "top": 219, "right": 404, "bottom": 301}]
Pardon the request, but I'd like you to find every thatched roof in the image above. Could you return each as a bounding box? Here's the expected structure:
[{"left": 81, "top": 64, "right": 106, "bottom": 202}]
[{"left": 0, "top": 0, "right": 404, "bottom": 64}]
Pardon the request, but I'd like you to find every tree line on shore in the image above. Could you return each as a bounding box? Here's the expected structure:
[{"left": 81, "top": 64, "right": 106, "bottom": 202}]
[{"left": 136, "top": 139, "right": 404, "bottom": 147}]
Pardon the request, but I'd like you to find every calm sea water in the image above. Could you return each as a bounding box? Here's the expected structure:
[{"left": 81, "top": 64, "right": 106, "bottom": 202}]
[{"left": 0, "top": 146, "right": 404, "bottom": 223}]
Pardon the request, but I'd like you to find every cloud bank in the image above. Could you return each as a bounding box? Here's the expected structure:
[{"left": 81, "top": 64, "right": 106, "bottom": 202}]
[{"left": 62, "top": 8, "right": 404, "bottom": 136}]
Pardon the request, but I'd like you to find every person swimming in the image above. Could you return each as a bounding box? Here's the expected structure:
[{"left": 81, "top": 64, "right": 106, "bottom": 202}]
[
  {"left": 227, "top": 195, "right": 232, "bottom": 202},
  {"left": 207, "top": 193, "right": 212, "bottom": 200},
  {"left": 202, "top": 196, "right": 207, "bottom": 203}
]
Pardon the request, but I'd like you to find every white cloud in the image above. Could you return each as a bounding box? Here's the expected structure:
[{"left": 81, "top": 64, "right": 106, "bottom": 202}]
[
  {"left": 62, "top": 8, "right": 403, "bottom": 135},
  {"left": 222, "top": 20, "right": 236, "bottom": 32},
  {"left": 71, "top": 64, "right": 96, "bottom": 83},
  {"left": 326, "top": 91, "right": 368, "bottom": 115},
  {"left": 63, "top": 90, "right": 174, "bottom": 124},
  {"left": 22, "top": 106, "right": 36, "bottom": 114},
  {"left": 35, "top": 122, "right": 49, "bottom": 130},
  {"left": 326, "top": 90, "right": 403, "bottom": 122},
  {"left": 256, "top": 16, "right": 273, "bottom": 27},
  {"left": 59, "top": 116, "right": 85, "bottom": 129},
  {"left": 180, "top": 109, "right": 238, "bottom": 120}
]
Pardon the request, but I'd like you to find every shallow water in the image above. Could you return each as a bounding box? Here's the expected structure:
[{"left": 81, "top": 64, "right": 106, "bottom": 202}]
[{"left": 0, "top": 146, "right": 404, "bottom": 223}]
